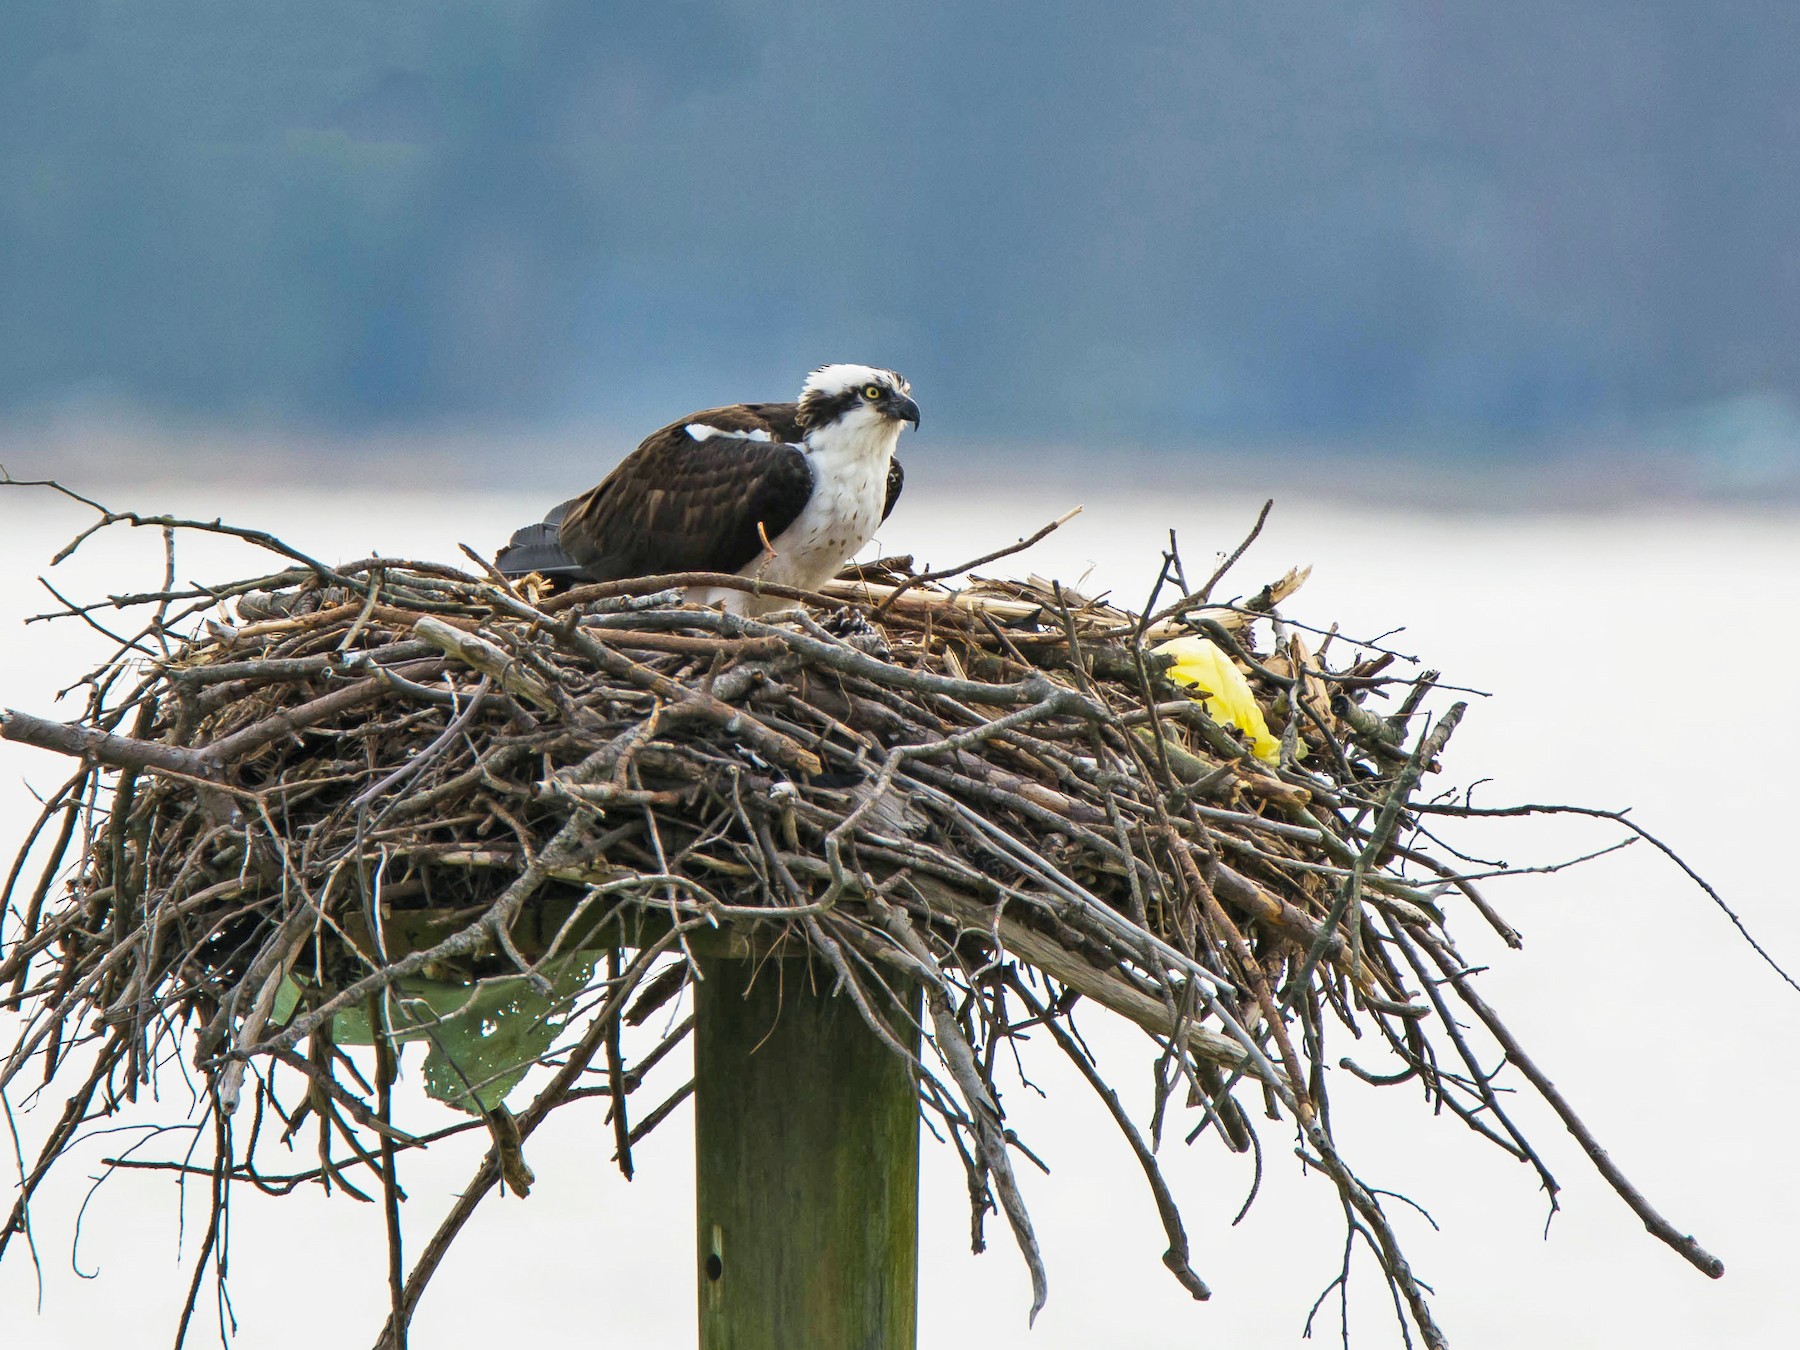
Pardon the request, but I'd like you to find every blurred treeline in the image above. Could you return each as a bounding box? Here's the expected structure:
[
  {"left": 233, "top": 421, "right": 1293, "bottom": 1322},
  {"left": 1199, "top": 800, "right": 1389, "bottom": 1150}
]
[{"left": 3, "top": 2, "right": 1797, "bottom": 451}]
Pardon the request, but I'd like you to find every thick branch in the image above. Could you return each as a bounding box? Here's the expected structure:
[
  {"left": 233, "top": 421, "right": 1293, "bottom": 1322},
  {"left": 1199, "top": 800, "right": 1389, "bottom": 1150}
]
[{"left": 1, "top": 707, "right": 216, "bottom": 779}]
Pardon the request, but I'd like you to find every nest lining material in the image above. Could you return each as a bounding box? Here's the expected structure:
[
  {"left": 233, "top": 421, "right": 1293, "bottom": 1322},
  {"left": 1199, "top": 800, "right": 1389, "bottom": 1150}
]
[{"left": 0, "top": 497, "right": 1728, "bottom": 1348}]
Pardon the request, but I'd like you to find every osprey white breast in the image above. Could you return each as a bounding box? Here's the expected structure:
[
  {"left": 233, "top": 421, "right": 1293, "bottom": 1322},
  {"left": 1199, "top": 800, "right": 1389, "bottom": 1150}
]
[{"left": 722, "top": 367, "right": 913, "bottom": 601}]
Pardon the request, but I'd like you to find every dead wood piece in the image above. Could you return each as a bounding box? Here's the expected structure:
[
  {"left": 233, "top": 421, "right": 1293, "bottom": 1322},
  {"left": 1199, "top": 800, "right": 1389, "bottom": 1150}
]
[
  {"left": 2, "top": 706, "right": 217, "bottom": 779},
  {"left": 413, "top": 616, "right": 556, "bottom": 711}
]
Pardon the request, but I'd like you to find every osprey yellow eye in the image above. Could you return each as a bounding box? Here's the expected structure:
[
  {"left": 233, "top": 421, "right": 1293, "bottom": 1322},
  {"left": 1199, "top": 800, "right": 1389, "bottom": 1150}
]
[{"left": 862, "top": 384, "right": 883, "bottom": 400}]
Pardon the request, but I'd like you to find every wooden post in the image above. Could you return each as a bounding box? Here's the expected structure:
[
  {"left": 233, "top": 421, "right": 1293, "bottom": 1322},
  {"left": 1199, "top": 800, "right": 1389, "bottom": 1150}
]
[{"left": 694, "top": 955, "right": 920, "bottom": 1350}]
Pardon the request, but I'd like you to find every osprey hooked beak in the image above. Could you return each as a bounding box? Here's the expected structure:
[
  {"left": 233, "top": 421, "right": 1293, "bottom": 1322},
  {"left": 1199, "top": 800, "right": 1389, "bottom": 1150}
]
[{"left": 887, "top": 390, "right": 921, "bottom": 430}]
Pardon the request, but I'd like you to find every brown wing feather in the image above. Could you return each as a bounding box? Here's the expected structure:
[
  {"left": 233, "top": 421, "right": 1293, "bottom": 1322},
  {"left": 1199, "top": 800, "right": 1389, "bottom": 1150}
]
[
  {"left": 681, "top": 401, "right": 804, "bottom": 441},
  {"left": 882, "top": 457, "right": 904, "bottom": 522},
  {"left": 557, "top": 420, "right": 814, "bottom": 581}
]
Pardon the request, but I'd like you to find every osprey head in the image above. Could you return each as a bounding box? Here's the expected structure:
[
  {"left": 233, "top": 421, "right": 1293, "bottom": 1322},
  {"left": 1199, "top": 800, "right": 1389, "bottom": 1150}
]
[{"left": 796, "top": 364, "right": 920, "bottom": 434}]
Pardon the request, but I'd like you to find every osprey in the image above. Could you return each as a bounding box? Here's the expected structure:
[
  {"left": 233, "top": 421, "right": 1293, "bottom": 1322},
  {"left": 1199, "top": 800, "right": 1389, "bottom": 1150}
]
[{"left": 496, "top": 364, "right": 917, "bottom": 614}]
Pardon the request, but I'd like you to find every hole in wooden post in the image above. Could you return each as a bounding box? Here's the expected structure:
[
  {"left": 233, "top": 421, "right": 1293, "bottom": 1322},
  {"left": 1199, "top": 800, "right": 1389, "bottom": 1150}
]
[{"left": 706, "top": 1221, "right": 724, "bottom": 1287}]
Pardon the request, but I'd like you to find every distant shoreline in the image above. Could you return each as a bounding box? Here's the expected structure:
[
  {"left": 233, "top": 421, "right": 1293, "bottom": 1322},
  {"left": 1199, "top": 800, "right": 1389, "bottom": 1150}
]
[{"left": 5, "top": 418, "right": 1797, "bottom": 514}]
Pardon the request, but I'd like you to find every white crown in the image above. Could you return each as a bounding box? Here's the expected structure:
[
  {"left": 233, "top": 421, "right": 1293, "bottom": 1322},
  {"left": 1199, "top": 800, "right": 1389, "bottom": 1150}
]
[{"left": 801, "top": 363, "right": 910, "bottom": 399}]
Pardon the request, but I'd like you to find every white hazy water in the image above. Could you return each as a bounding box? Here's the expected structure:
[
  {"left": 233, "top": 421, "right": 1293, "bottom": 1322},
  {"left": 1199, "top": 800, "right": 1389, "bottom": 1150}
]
[{"left": 2, "top": 481, "right": 1797, "bottom": 1349}]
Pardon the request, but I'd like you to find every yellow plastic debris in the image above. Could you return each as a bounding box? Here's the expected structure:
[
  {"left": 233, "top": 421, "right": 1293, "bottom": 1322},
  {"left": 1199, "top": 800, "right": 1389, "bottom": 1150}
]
[{"left": 1152, "top": 636, "right": 1288, "bottom": 765}]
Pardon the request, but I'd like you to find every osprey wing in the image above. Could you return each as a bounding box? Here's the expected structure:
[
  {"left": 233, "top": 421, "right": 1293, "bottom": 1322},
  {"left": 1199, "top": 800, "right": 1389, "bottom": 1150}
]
[
  {"left": 883, "top": 457, "right": 904, "bottom": 522},
  {"left": 725, "top": 401, "right": 806, "bottom": 442},
  {"left": 494, "top": 494, "right": 589, "bottom": 582},
  {"left": 557, "top": 421, "right": 815, "bottom": 582}
]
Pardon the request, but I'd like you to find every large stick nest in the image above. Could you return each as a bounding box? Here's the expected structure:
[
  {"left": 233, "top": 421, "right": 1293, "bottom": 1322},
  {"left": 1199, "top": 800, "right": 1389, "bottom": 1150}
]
[{"left": 0, "top": 488, "right": 1732, "bottom": 1347}]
